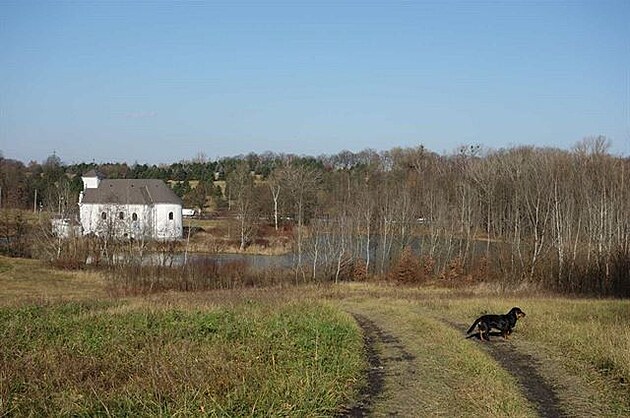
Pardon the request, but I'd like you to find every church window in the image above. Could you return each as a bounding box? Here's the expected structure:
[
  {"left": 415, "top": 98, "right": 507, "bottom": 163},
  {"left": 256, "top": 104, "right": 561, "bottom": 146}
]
[
  {"left": 168, "top": 211, "right": 174, "bottom": 220},
  {"left": 132, "top": 213, "right": 138, "bottom": 221},
  {"left": 101, "top": 212, "right": 107, "bottom": 220},
  {"left": 119, "top": 212, "right": 124, "bottom": 220}
]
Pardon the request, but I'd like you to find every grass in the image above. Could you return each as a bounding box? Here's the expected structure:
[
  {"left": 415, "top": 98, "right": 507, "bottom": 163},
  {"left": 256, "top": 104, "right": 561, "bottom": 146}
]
[
  {"left": 333, "top": 289, "right": 537, "bottom": 417},
  {"left": 0, "top": 298, "right": 364, "bottom": 416},
  {"left": 0, "top": 258, "right": 364, "bottom": 415},
  {"left": 184, "top": 217, "right": 293, "bottom": 255},
  {"left": 515, "top": 298, "right": 630, "bottom": 416},
  {"left": 0, "top": 208, "right": 41, "bottom": 225},
  {"left": 352, "top": 300, "right": 536, "bottom": 417},
  {"left": 1, "top": 257, "right": 629, "bottom": 416},
  {"left": 0, "top": 256, "right": 106, "bottom": 305}
]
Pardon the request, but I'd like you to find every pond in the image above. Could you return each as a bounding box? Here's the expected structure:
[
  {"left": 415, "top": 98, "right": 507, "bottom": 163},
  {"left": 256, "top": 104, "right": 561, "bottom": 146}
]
[{"left": 182, "top": 252, "right": 294, "bottom": 270}]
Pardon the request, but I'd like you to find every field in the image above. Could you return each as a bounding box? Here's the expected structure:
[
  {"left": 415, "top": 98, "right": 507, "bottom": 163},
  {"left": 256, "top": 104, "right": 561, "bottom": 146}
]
[
  {"left": 1, "top": 256, "right": 629, "bottom": 416},
  {"left": 183, "top": 218, "right": 293, "bottom": 255}
]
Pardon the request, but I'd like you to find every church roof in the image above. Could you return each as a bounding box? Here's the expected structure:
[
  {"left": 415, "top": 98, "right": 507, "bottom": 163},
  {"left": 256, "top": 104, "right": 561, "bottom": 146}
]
[{"left": 81, "top": 179, "right": 182, "bottom": 205}]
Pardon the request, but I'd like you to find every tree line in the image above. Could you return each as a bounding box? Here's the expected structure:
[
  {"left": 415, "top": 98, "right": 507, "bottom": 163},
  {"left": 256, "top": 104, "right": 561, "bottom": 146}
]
[
  {"left": 1, "top": 137, "right": 629, "bottom": 296},
  {"left": 0, "top": 151, "right": 321, "bottom": 213}
]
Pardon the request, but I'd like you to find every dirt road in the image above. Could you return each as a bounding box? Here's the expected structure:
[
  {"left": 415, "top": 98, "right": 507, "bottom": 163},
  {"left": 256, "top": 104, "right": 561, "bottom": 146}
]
[
  {"left": 482, "top": 337, "right": 564, "bottom": 417},
  {"left": 339, "top": 306, "right": 566, "bottom": 417}
]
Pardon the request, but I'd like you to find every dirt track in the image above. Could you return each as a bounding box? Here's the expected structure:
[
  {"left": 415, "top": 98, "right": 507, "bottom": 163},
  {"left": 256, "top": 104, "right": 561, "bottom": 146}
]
[
  {"left": 478, "top": 336, "right": 565, "bottom": 417},
  {"left": 342, "top": 312, "right": 566, "bottom": 417}
]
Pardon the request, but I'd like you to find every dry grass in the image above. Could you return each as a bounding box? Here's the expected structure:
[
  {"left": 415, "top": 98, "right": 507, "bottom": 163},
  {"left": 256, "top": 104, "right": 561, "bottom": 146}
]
[
  {"left": 184, "top": 218, "right": 292, "bottom": 255},
  {"left": 0, "top": 260, "right": 364, "bottom": 415},
  {"left": 0, "top": 291, "right": 363, "bottom": 416},
  {"left": 1, "top": 261, "right": 629, "bottom": 416},
  {"left": 0, "top": 256, "right": 106, "bottom": 306},
  {"left": 185, "top": 234, "right": 291, "bottom": 255},
  {"left": 329, "top": 283, "right": 630, "bottom": 417},
  {"left": 341, "top": 298, "right": 536, "bottom": 416},
  {"left": 185, "top": 218, "right": 228, "bottom": 231},
  {"left": 515, "top": 298, "right": 630, "bottom": 416},
  {"left": 0, "top": 208, "right": 41, "bottom": 225}
]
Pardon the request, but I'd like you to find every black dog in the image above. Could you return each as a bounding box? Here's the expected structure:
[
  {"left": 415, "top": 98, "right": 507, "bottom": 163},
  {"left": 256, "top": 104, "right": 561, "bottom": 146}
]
[{"left": 466, "top": 307, "right": 526, "bottom": 341}]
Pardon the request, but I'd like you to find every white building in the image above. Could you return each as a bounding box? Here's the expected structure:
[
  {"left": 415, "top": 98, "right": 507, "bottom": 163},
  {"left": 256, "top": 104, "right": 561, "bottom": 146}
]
[{"left": 78, "top": 170, "right": 183, "bottom": 240}]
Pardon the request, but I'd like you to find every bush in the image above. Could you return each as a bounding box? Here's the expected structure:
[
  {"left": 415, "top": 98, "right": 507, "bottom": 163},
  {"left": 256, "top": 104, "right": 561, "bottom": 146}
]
[{"left": 389, "top": 247, "right": 423, "bottom": 284}]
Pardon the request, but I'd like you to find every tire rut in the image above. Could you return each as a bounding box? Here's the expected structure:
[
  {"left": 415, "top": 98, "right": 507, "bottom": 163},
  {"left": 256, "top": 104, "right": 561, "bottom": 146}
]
[
  {"left": 344, "top": 313, "right": 567, "bottom": 417},
  {"left": 339, "top": 313, "right": 415, "bottom": 417},
  {"left": 488, "top": 341, "right": 565, "bottom": 418},
  {"left": 457, "top": 321, "right": 566, "bottom": 418}
]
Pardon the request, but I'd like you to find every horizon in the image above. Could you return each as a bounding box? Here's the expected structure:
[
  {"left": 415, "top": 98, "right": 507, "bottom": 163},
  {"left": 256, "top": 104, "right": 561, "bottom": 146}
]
[
  {"left": 3, "top": 139, "right": 627, "bottom": 168},
  {"left": 2, "top": 1, "right": 629, "bottom": 164}
]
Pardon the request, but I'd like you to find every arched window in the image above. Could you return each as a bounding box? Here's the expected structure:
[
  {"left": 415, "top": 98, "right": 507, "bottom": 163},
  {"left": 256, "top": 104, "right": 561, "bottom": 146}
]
[
  {"left": 101, "top": 212, "right": 107, "bottom": 220},
  {"left": 132, "top": 213, "right": 138, "bottom": 221},
  {"left": 168, "top": 211, "right": 174, "bottom": 221},
  {"left": 119, "top": 212, "right": 124, "bottom": 220}
]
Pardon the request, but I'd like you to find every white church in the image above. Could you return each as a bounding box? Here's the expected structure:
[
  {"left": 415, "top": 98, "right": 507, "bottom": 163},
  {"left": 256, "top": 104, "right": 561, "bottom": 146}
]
[{"left": 78, "top": 170, "right": 183, "bottom": 240}]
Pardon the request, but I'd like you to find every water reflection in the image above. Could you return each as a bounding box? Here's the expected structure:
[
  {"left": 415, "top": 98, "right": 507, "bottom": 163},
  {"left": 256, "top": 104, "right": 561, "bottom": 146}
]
[{"left": 183, "top": 253, "right": 293, "bottom": 270}]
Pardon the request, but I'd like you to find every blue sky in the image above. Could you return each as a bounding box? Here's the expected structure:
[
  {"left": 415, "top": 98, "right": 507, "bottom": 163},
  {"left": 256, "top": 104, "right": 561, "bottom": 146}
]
[{"left": 1, "top": 1, "right": 629, "bottom": 164}]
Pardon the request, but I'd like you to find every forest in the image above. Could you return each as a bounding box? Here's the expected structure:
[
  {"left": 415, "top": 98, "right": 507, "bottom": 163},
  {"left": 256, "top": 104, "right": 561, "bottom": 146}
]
[{"left": 1, "top": 136, "right": 629, "bottom": 296}]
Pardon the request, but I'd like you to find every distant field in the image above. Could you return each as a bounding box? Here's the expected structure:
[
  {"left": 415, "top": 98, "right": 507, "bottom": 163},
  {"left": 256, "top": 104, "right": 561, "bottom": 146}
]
[
  {"left": 184, "top": 217, "right": 293, "bottom": 255},
  {"left": 1, "top": 257, "right": 628, "bottom": 416},
  {"left": 0, "top": 256, "right": 106, "bottom": 304}
]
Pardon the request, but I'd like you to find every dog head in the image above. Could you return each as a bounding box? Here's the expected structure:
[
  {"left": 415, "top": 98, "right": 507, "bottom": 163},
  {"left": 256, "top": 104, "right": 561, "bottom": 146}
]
[{"left": 509, "top": 307, "right": 526, "bottom": 319}]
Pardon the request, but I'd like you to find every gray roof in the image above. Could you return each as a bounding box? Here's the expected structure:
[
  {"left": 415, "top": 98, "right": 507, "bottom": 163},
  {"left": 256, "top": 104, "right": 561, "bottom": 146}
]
[{"left": 82, "top": 179, "right": 182, "bottom": 205}]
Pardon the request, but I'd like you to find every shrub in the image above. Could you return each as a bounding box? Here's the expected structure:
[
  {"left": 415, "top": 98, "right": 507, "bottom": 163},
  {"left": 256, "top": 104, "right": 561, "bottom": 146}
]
[{"left": 389, "top": 247, "right": 423, "bottom": 284}]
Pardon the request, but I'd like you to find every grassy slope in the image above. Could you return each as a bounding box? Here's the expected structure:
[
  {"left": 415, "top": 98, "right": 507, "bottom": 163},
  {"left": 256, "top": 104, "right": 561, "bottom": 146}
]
[
  {"left": 0, "top": 256, "right": 107, "bottom": 304},
  {"left": 0, "top": 299, "right": 363, "bottom": 416},
  {"left": 0, "top": 257, "right": 363, "bottom": 416},
  {"left": 1, "top": 257, "right": 629, "bottom": 416}
]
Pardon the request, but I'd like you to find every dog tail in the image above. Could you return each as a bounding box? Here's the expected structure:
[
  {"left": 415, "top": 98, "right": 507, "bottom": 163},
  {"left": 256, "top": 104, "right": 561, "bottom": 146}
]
[{"left": 466, "top": 318, "right": 480, "bottom": 334}]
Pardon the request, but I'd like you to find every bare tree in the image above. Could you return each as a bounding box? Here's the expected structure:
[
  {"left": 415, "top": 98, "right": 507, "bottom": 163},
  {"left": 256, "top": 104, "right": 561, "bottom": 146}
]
[
  {"left": 226, "top": 161, "right": 257, "bottom": 251},
  {"left": 267, "top": 168, "right": 282, "bottom": 231},
  {"left": 278, "top": 161, "right": 321, "bottom": 280}
]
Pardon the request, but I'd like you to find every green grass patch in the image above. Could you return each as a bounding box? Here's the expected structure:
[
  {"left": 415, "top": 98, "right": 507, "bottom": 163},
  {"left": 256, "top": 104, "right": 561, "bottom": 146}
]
[
  {"left": 0, "top": 260, "right": 11, "bottom": 274},
  {"left": 0, "top": 299, "right": 364, "bottom": 416}
]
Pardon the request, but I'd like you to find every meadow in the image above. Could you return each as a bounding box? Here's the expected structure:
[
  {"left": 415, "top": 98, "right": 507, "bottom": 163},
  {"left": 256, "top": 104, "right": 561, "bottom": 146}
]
[
  {"left": 1, "top": 256, "right": 629, "bottom": 416},
  {"left": 0, "top": 257, "right": 362, "bottom": 416}
]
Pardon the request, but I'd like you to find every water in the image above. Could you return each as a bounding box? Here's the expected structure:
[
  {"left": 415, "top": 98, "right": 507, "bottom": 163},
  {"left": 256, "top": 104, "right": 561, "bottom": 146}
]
[
  {"left": 184, "top": 252, "right": 294, "bottom": 270},
  {"left": 88, "top": 251, "right": 294, "bottom": 270}
]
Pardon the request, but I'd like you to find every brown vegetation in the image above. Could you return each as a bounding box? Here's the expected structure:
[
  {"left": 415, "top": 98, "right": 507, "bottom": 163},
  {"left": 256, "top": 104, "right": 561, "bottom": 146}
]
[{"left": 2, "top": 139, "right": 630, "bottom": 296}]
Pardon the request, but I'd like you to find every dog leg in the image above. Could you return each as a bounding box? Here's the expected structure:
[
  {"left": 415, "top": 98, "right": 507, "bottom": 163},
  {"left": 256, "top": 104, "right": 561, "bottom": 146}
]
[{"left": 480, "top": 324, "right": 490, "bottom": 341}]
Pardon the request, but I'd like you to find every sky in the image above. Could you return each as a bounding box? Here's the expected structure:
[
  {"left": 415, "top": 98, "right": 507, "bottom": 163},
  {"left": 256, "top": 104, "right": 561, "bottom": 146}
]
[{"left": 1, "top": 0, "right": 629, "bottom": 164}]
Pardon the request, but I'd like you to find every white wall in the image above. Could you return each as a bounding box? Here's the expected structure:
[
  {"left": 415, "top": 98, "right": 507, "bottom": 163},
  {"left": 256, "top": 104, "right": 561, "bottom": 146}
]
[
  {"left": 79, "top": 203, "right": 182, "bottom": 240},
  {"left": 82, "top": 176, "right": 101, "bottom": 190},
  {"left": 154, "top": 203, "right": 183, "bottom": 240}
]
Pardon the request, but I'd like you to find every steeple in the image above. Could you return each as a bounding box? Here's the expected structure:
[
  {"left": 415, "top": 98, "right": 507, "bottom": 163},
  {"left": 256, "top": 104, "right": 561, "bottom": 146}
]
[
  {"left": 81, "top": 169, "right": 103, "bottom": 190},
  {"left": 79, "top": 169, "right": 104, "bottom": 204}
]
